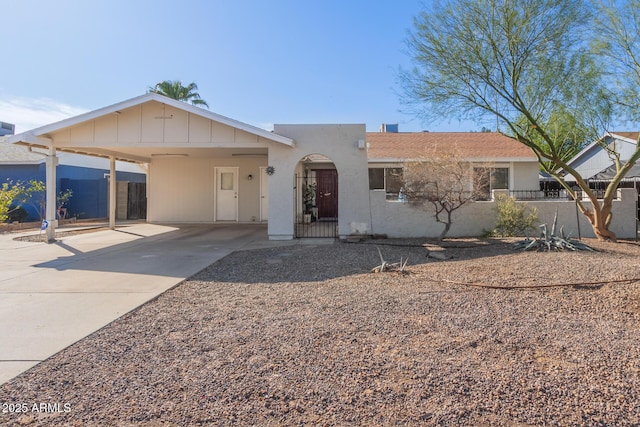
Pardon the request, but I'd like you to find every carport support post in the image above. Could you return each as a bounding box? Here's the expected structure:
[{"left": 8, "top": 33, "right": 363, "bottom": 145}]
[
  {"left": 109, "top": 156, "right": 116, "bottom": 230},
  {"left": 45, "top": 148, "right": 58, "bottom": 243}
]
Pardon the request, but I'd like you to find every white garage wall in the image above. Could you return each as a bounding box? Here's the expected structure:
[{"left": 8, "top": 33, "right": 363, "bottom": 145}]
[{"left": 147, "top": 157, "right": 266, "bottom": 223}]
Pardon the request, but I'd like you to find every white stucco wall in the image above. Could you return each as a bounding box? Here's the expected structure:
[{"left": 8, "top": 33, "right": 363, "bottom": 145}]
[
  {"left": 147, "top": 156, "right": 266, "bottom": 223},
  {"left": 269, "top": 124, "right": 369, "bottom": 240},
  {"left": 370, "top": 188, "right": 637, "bottom": 239}
]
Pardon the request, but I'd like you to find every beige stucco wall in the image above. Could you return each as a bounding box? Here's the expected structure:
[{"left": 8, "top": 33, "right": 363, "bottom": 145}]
[
  {"left": 269, "top": 124, "right": 369, "bottom": 239},
  {"left": 512, "top": 162, "right": 540, "bottom": 190},
  {"left": 370, "top": 188, "right": 637, "bottom": 239},
  {"left": 147, "top": 156, "right": 266, "bottom": 223}
]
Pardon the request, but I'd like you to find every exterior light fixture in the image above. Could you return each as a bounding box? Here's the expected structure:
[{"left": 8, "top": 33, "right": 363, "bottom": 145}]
[{"left": 248, "top": 174, "right": 253, "bottom": 181}]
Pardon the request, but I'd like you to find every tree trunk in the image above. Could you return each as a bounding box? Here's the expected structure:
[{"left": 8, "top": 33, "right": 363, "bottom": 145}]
[
  {"left": 438, "top": 222, "right": 451, "bottom": 241},
  {"left": 589, "top": 208, "right": 617, "bottom": 242},
  {"left": 438, "top": 212, "right": 453, "bottom": 241},
  {"left": 548, "top": 162, "right": 619, "bottom": 242},
  {"left": 579, "top": 202, "right": 617, "bottom": 242}
]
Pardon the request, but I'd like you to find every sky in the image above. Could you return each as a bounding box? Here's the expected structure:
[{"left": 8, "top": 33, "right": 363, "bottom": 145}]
[{"left": 0, "top": 0, "right": 481, "bottom": 134}]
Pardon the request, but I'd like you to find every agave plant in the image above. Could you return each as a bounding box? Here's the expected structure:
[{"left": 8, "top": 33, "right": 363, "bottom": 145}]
[
  {"left": 371, "top": 246, "right": 410, "bottom": 273},
  {"left": 512, "top": 209, "right": 595, "bottom": 252}
]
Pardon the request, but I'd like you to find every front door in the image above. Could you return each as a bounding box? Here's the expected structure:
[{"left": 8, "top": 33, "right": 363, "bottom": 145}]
[
  {"left": 216, "top": 167, "right": 238, "bottom": 221},
  {"left": 314, "top": 169, "right": 338, "bottom": 220}
]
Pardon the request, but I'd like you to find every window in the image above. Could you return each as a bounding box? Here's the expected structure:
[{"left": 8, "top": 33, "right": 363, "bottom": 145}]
[
  {"left": 491, "top": 168, "right": 509, "bottom": 190},
  {"left": 368, "top": 167, "right": 404, "bottom": 200},
  {"left": 385, "top": 168, "right": 403, "bottom": 195},
  {"left": 474, "top": 167, "right": 509, "bottom": 199},
  {"left": 368, "top": 168, "right": 384, "bottom": 190},
  {"left": 220, "top": 172, "right": 234, "bottom": 190}
]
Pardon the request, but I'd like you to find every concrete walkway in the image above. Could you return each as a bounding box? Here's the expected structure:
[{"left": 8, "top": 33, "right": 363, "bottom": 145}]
[{"left": 0, "top": 223, "right": 327, "bottom": 385}]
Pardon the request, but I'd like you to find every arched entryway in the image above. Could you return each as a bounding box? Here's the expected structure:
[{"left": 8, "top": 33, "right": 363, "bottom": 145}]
[{"left": 294, "top": 154, "right": 338, "bottom": 238}]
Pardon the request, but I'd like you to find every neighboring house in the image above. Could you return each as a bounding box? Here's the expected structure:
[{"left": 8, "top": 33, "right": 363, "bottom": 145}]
[
  {"left": 554, "top": 131, "right": 640, "bottom": 203},
  {"left": 0, "top": 121, "right": 15, "bottom": 136},
  {"left": 0, "top": 139, "right": 147, "bottom": 221},
  {"left": 6, "top": 93, "right": 637, "bottom": 239},
  {"left": 564, "top": 132, "right": 640, "bottom": 181}
]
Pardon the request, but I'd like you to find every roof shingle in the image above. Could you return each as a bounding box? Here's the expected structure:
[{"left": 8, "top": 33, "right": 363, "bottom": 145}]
[
  {"left": 0, "top": 141, "right": 45, "bottom": 163},
  {"left": 611, "top": 132, "right": 639, "bottom": 141},
  {"left": 366, "top": 132, "right": 536, "bottom": 161}
]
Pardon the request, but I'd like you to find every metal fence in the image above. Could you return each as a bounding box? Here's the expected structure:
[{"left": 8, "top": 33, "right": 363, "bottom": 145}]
[
  {"left": 509, "top": 189, "right": 614, "bottom": 201},
  {"left": 294, "top": 173, "right": 338, "bottom": 238}
]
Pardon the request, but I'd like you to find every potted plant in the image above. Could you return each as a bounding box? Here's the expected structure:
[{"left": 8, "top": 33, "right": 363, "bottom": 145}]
[{"left": 303, "top": 182, "right": 317, "bottom": 223}]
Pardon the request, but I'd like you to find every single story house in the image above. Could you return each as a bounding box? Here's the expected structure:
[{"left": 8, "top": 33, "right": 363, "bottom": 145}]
[
  {"left": 6, "top": 93, "right": 636, "bottom": 240},
  {"left": 0, "top": 139, "right": 147, "bottom": 221}
]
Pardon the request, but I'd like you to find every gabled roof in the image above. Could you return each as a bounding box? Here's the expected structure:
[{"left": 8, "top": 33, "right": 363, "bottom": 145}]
[
  {"left": 610, "top": 131, "right": 639, "bottom": 141},
  {"left": 366, "top": 131, "right": 536, "bottom": 162},
  {"left": 7, "top": 93, "right": 294, "bottom": 147},
  {"left": 565, "top": 131, "right": 639, "bottom": 168}
]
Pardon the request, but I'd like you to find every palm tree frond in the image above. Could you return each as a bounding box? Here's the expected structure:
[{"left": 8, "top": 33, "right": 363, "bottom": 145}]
[{"left": 148, "top": 80, "right": 209, "bottom": 109}]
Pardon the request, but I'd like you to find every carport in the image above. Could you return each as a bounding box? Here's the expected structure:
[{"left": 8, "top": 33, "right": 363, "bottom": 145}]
[{"left": 6, "top": 93, "right": 295, "bottom": 242}]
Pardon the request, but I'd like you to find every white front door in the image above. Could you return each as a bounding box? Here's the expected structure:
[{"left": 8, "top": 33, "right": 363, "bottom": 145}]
[
  {"left": 260, "top": 166, "right": 268, "bottom": 222},
  {"left": 216, "top": 167, "right": 238, "bottom": 221}
]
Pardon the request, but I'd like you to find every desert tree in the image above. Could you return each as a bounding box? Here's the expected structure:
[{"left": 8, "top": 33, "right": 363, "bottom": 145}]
[
  {"left": 148, "top": 80, "right": 209, "bottom": 108},
  {"left": 403, "top": 151, "right": 490, "bottom": 240},
  {"left": 593, "top": 0, "right": 640, "bottom": 119},
  {"left": 590, "top": 0, "right": 640, "bottom": 202},
  {"left": 401, "top": 0, "right": 639, "bottom": 241}
]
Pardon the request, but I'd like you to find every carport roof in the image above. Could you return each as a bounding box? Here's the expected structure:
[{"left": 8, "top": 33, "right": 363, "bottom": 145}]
[{"left": 6, "top": 93, "right": 295, "bottom": 161}]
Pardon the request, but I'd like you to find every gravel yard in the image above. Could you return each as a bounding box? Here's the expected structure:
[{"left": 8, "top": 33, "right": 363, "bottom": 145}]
[{"left": 2, "top": 238, "right": 640, "bottom": 426}]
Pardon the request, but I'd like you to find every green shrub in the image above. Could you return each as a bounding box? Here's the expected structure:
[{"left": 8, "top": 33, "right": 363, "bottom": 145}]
[
  {"left": 0, "top": 181, "right": 24, "bottom": 222},
  {"left": 491, "top": 194, "right": 538, "bottom": 237}
]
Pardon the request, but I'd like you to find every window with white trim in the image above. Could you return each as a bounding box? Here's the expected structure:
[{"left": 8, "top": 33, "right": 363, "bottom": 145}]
[
  {"left": 474, "top": 167, "right": 509, "bottom": 199},
  {"left": 369, "top": 167, "right": 404, "bottom": 200}
]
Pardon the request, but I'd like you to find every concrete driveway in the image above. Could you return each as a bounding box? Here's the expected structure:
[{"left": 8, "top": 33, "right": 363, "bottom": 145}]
[{"left": 0, "top": 223, "right": 296, "bottom": 385}]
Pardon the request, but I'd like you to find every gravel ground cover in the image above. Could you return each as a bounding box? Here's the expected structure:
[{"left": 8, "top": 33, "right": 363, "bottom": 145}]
[{"left": 2, "top": 238, "right": 640, "bottom": 426}]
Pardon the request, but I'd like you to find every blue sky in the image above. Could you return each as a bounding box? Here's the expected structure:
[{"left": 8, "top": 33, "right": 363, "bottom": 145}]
[{"left": 0, "top": 0, "right": 480, "bottom": 134}]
